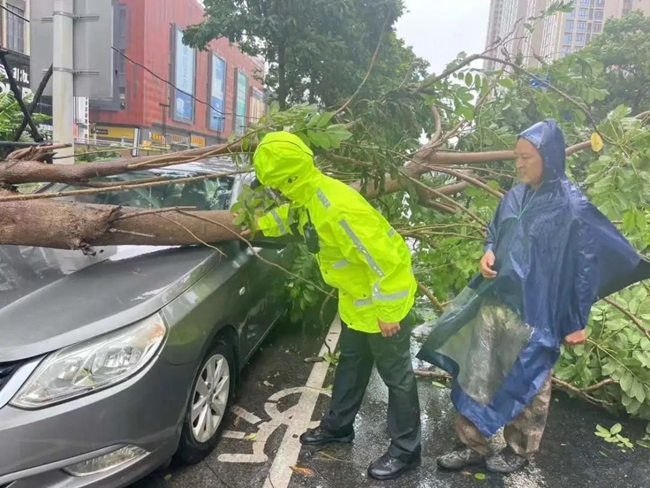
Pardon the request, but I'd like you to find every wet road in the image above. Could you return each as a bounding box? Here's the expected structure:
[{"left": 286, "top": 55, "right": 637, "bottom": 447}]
[{"left": 134, "top": 319, "right": 650, "bottom": 488}]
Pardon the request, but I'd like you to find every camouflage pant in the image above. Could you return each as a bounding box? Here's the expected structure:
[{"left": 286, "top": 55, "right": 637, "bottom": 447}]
[{"left": 456, "top": 375, "right": 553, "bottom": 458}]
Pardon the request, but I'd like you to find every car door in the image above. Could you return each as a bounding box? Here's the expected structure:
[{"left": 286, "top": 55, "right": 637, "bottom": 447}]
[{"left": 230, "top": 174, "right": 291, "bottom": 360}]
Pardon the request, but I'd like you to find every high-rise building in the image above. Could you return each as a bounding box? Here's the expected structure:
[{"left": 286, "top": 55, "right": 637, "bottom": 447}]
[
  {"left": 484, "top": 0, "right": 543, "bottom": 71},
  {"left": 484, "top": 0, "right": 650, "bottom": 69},
  {"left": 541, "top": 0, "right": 650, "bottom": 62}
]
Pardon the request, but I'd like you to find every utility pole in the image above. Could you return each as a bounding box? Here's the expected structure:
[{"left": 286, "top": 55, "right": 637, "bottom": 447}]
[{"left": 52, "top": 0, "right": 75, "bottom": 163}]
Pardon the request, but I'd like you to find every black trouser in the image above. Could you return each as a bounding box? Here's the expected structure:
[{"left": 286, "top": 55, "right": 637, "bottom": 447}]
[{"left": 320, "top": 317, "right": 422, "bottom": 462}]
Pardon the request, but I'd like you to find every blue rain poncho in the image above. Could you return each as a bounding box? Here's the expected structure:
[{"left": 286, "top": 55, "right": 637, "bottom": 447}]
[{"left": 417, "top": 119, "right": 650, "bottom": 437}]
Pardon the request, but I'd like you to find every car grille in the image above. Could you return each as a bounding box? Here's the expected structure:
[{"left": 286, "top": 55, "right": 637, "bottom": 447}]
[{"left": 0, "top": 361, "right": 22, "bottom": 393}]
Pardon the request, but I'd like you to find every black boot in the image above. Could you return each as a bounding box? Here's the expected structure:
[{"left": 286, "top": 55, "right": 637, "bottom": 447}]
[
  {"left": 437, "top": 447, "right": 484, "bottom": 471},
  {"left": 299, "top": 426, "right": 354, "bottom": 447},
  {"left": 486, "top": 447, "right": 529, "bottom": 474},
  {"left": 368, "top": 452, "right": 421, "bottom": 481}
]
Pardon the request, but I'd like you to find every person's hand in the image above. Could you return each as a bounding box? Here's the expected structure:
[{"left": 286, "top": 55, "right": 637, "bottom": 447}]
[
  {"left": 379, "top": 321, "right": 400, "bottom": 337},
  {"left": 564, "top": 329, "right": 587, "bottom": 346},
  {"left": 480, "top": 250, "right": 497, "bottom": 279}
]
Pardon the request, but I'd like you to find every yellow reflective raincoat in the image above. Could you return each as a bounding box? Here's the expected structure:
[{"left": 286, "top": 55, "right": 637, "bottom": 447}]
[{"left": 254, "top": 132, "right": 417, "bottom": 334}]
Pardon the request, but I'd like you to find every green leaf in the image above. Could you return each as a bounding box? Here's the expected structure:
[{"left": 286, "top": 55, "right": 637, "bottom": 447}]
[
  {"left": 325, "top": 124, "right": 352, "bottom": 147},
  {"left": 628, "top": 399, "right": 642, "bottom": 415},
  {"left": 637, "top": 439, "right": 650, "bottom": 449},
  {"left": 621, "top": 373, "right": 634, "bottom": 393},
  {"left": 233, "top": 214, "right": 247, "bottom": 226},
  {"left": 610, "top": 423, "right": 622, "bottom": 435},
  {"left": 596, "top": 424, "right": 610, "bottom": 435},
  {"left": 458, "top": 106, "right": 475, "bottom": 121},
  {"left": 474, "top": 473, "right": 486, "bottom": 480},
  {"left": 633, "top": 379, "right": 646, "bottom": 403},
  {"left": 601, "top": 361, "right": 617, "bottom": 376},
  {"left": 635, "top": 209, "right": 647, "bottom": 231},
  {"left": 497, "top": 77, "right": 515, "bottom": 88},
  {"left": 295, "top": 132, "right": 311, "bottom": 147},
  {"left": 317, "top": 112, "right": 335, "bottom": 128},
  {"left": 623, "top": 210, "right": 637, "bottom": 232},
  {"left": 307, "top": 130, "right": 333, "bottom": 149},
  {"left": 465, "top": 72, "right": 473, "bottom": 87},
  {"left": 431, "top": 381, "right": 447, "bottom": 389}
]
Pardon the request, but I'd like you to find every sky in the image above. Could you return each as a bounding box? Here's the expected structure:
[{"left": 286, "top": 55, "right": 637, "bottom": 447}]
[{"left": 396, "top": 0, "right": 491, "bottom": 74}]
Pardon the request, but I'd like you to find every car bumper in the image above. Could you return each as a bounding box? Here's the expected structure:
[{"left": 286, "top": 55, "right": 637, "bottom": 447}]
[{"left": 0, "top": 354, "right": 197, "bottom": 488}]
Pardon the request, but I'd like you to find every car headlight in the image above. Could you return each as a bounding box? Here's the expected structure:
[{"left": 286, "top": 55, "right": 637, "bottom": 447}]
[{"left": 11, "top": 314, "right": 166, "bottom": 409}]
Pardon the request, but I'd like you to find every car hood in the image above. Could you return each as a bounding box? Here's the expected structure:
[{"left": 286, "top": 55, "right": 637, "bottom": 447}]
[{"left": 0, "top": 245, "right": 222, "bottom": 362}]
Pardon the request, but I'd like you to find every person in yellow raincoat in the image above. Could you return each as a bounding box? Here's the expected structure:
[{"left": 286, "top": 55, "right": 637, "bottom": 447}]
[{"left": 252, "top": 131, "right": 421, "bottom": 481}]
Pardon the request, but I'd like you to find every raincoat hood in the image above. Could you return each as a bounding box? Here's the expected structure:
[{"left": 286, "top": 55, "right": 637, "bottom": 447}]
[
  {"left": 519, "top": 118, "right": 566, "bottom": 182},
  {"left": 253, "top": 132, "right": 322, "bottom": 205}
]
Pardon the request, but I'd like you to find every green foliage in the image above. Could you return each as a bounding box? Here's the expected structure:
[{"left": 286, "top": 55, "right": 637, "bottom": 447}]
[
  {"left": 283, "top": 243, "right": 328, "bottom": 324},
  {"left": 595, "top": 423, "right": 635, "bottom": 451},
  {"left": 549, "top": 106, "right": 650, "bottom": 421},
  {"left": 222, "top": 2, "right": 650, "bottom": 422},
  {"left": 0, "top": 92, "right": 49, "bottom": 141},
  {"left": 184, "top": 0, "right": 428, "bottom": 109},
  {"left": 580, "top": 11, "right": 650, "bottom": 116}
]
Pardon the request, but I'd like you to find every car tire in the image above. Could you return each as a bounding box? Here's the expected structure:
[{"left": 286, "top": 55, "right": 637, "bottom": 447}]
[{"left": 176, "top": 341, "right": 236, "bottom": 465}]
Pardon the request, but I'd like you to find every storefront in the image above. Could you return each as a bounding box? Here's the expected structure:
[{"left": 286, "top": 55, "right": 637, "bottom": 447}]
[
  {"left": 146, "top": 129, "right": 206, "bottom": 149},
  {"left": 91, "top": 125, "right": 137, "bottom": 143}
]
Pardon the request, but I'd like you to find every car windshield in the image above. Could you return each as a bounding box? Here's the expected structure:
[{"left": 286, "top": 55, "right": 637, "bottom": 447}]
[{"left": 48, "top": 171, "right": 234, "bottom": 211}]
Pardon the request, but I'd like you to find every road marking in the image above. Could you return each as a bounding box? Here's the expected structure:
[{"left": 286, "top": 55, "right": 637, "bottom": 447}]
[
  {"left": 218, "top": 386, "right": 331, "bottom": 464},
  {"left": 232, "top": 405, "right": 263, "bottom": 425},
  {"left": 222, "top": 430, "right": 247, "bottom": 439},
  {"left": 263, "top": 316, "right": 342, "bottom": 488}
]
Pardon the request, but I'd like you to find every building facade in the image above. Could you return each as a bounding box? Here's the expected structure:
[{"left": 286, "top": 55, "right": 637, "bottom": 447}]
[
  {"left": 0, "top": 0, "right": 57, "bottom": 135},
  {"left": 0, "top": 0, "right": 32, "bottom": 99},
  {"left": 0, "top": 0, "right": 30, "bottom": 56},
  {"left": 485, "top": 0, "right": 650, "bottom": 69},
  {"left": 90, "top": 0, "right": 266, "bottom": 150},
  {"left": 540, "top": 0, "right": 650, "bottom": 62}
]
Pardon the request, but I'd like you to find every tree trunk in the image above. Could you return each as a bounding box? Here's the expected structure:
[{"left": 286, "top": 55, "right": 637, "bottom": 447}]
[
  {"left": 0, "top": 196, "right": 239, "bottom": 250},
  {"left": 0, "top": 142, "right": 242, "bottom": 186},
  {"left": 0, "top": 133, "right": 599, "bottom": 250}
]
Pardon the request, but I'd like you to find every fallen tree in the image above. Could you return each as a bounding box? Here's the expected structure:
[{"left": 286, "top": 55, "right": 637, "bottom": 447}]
[{"left": 1, "top": 11, "right": 650, "bottom": 426}]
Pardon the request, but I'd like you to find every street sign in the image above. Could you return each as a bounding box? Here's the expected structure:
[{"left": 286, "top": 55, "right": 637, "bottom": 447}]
[{"left": 30, "top": 0, "right": 116, "bottom": 99}]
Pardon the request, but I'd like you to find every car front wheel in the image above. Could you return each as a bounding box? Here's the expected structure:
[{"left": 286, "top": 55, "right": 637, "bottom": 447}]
[{"left": 176, "top": 342, "right": 235, "bottom": 464}]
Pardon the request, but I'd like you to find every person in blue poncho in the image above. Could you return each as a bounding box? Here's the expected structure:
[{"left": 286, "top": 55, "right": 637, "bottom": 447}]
[{"left": 417, "top": 119, "right": 650, "bottom": 474}]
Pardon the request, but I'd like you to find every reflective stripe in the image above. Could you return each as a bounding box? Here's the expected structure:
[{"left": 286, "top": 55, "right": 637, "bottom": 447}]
[
  {"left": 373, "top": 290, "right": 409, "bottom": 301},
  {"left": 354, "top": 299, "right": 373, "bottom": 307},
  {"left": 332, "top": 259, "right": 349, "bottom": 269},
  {"left": 339, "top": 219, "right": 385, "bottom": 277},
  {"left": 271, "top": 210, "right": 287, "bottom": 235},
  {"left": 317, "top": 189, "right": 331, "bottom": 209},
  {"left": 388, "top": 229, "right": 396, "bottom": 238},
  {"left": 373, "top": 282, "right": 408, "bottom": 302}
]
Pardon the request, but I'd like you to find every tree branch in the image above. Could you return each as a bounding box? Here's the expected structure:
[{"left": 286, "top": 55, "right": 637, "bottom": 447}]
[
  {"left": 417, "top": 282, "right": 445, "bottom": 313},
  {"left": 603, "top": 297, "right": 650, "bottom": 340},
  {"left": 333, "top": 10, "right": 391, "bottom": 118}
]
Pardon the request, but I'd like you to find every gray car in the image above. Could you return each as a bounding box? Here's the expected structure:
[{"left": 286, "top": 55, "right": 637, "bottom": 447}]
[{"left": 0, "top": 159, "right": 291, "bottom": 487}]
